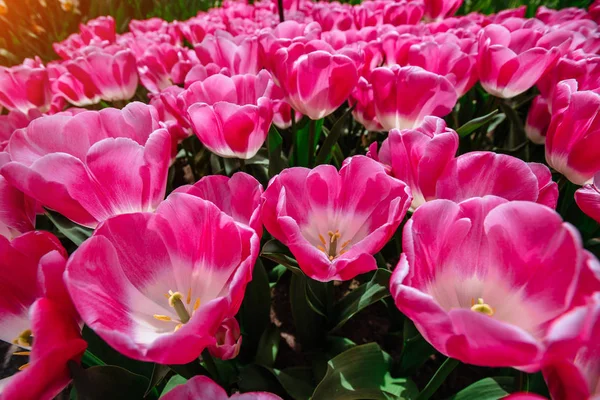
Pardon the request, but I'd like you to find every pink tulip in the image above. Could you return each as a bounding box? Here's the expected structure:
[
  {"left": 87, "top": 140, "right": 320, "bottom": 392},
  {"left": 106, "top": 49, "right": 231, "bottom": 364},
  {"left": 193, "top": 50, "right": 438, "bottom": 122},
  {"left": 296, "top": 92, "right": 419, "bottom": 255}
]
[
  {"left": 270, "top": 83, "right": 303, "bottom": 130},
  {"left": 79, "top": 16, "right": 116, "bottom": 44},
  {"left": 381, "top": 31, "right": 422, "bottom": 67},
  {"left": 575, "top": 172, "right": 600, "bottom": 224},
  {"left": 504, "top": 394, "right": 547, "bottom": 400},
  {"left": 370, "top": 65, "right": 457, "bottom": 130},
  {"left": 0, "top": 172, "right": 36, "bottom": 240},
  {"left": 64, "top": 192, "right": 259, "bottom": 364},
  {"left": 261, "top": 156, "right": 411, "bottom": 282},
  {"left": 207, "top": 317, "right": 242, "bottom": 360},
  {"left": 406, "top": 40, "right": 478, "bottom": 97},
  {"left": 591, "top": 0, "right": 600, "bottom": 24},
  {"left": 349, "top": 77, "right": 383, "bottom": 131},
  {"left": 390, "top": 197, "right": 591, "bottom": 370},
  {"left": 57, "top": 48, "right": 138, "bottom": 106},
  {"left": 0, "top": 231, "right": 69, "bottom": 348},
  {"left": 0, "top": 298, "right": 87, "bottom": 400},
  {"left": 137, "top": 43, "right": 198, "bottom": 94},
  {"left": 542, "top": 293, "right": 600, "bottom": 400},
  {"left": 423, "top": 0, "right": 462, "bottom": 21},
  {"left": 435, "top": 152, "right": 558, "bottom": 209},
  {"left": 1, "top": 103, "right": 170, "bottom": 228},
  {"left": 536, "top": 6, "right": 590, "bottom": 25},
  {"left": 477, "top": 24, "right": 560, "bottom": 98},
  {"left": 545, "top": 80, "right": 600, "bottom": 185},
  {"left": 161, "top": 375, "right": 282, "bottom": 400},
  {"left": 259, "top": 21, "right": 322, "bottom": 72},
  {"left": 173, "top": 172, "right": 263, "bottom": 236},
  {"left": 312, "top": 3, "right": 355, "bottom": 31},
  {"left": 195, "top": 32, "right": 263, "bottom": 75},
  {"left": 129, "top": 17, "right": 181, "bottom": 44},
  {"left": 184, "top": 63, "right": 228, "bottom": 88},
  {"left": 0, "top": 58, "right": 52, "bottom": 114},
  {"left": 180, "top": 70, "right": 273, "bottom": 159},
  {"left": 383, "top": 0, "right": 425, "bottom": 26},
  {"left": 0, "top": 110, "right": 37, "bottom": 151},
  {"left": 525, "top": 95, "right": 551, "bottom": 145},
  {"left": 271, "top": 40, "right": 360, "bottom": 120},
  {"left": 149, "top": 86, "right": 192, "bottom": 155},
  {"left": 367, "top": 117, "right": 458, "bottom": 209}
]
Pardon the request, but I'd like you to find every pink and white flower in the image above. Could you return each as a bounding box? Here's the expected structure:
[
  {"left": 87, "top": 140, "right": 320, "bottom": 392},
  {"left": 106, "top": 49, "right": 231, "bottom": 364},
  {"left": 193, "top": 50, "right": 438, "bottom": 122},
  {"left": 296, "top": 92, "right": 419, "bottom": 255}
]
[
  {"left": 207, "top": 318, "right": 242, "bottom": 360},
  {"left": 0, "top": 58, "right": 52, "bottom": 114},
  {"left": 161, "top": 375, "right": 282, "bottom": 400},
  {"left": 575, "top": 172, "right": 600, "bottom": 224},
  {"left": 423, "top": 0, "right": 463, "bottom": 22}
]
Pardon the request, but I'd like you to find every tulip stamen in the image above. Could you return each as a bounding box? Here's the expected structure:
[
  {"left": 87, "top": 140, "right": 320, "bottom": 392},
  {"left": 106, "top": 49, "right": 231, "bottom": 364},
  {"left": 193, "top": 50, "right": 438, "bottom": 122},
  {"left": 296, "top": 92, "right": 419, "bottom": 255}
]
[
  {"left": 153, "top": 314, "right": 172, "bottom": 322},
  {"left": 186, "top": 288, "right": 192, "bottom": 305},
  {"left": 13, "top": 351, "right": 31, "bottom": 356},
  {"left": 18, "top": 363, "right": 30, "bottom": 371},
  {"left": 470, "top": 298, "right": 494, "bottom": 316},
  {"left": 327, "top": 230, "right": 341, "bottom": 259},
  {"left": 12, "top": 329, "right": 33, "bottom": 348},
  {"left": 168, "top": 290, "right": 190, "bottom": 323}
]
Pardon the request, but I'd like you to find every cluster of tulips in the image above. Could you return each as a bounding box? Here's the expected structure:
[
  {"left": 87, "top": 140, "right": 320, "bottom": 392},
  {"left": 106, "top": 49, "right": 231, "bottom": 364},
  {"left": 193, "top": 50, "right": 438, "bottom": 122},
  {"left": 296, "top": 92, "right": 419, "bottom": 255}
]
[{"left": 1, "top": 0, "right": 600, "bottom": 398}]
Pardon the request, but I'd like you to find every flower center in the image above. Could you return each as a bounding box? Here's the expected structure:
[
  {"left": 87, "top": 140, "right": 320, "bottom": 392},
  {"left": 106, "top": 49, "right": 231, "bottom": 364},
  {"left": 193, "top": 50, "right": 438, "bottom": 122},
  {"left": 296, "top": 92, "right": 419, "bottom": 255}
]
[
  {"left": 153, "top": 289, "right": 201, "bottom": 332},
  {"left": 470, "top": 297, "right": 494, "bottom": 316},
  {"left": 317, "top": 230, "right": 351, "bottom": 261}
]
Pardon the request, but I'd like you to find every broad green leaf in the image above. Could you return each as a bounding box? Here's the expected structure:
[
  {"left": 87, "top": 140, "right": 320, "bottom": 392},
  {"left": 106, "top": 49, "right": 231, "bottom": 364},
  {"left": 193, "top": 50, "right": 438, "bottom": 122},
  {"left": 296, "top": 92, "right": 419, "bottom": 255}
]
[
  {"left": 145, "top": 364, "right": 170, "bottom": 397},
  {"left": 71, "top": 365, "right": 149, "bottom": 400},
  {"left": 261, "top": 239, "right": 303, "bottom": 275},
  {"left": 315, "top": 107, "right": 354, "bottom": 166},
  {"left": 448, "top": 377, "right": 514, "bottom": 400},
  {"left": 268, "top": 125, "right": 286, "bottom": 177},
  {"left": 160, "top": 375, "right": 188, "bottom": 398},
  {"left": 304, "top": 278, "right": 329, "bottom": 318},
  {"left": 312, "top": 343, "right": 416, "bottom": 400},
  {"left": 239, "top": 259, "right": 271, "bottom": 359},
  {"left": 457, "top": 109, "right": 499, "bottom": 138},
  {"left": 290, "top": 273, "right": 326, "bottom": 349},
  {"left": 292, "top": 117, "right": 323, "bottom": 167},
  {"left": 81, "top": 350, "right": 105, "bottom": 367},
  {"left": 263, "top": 366, "right": 315, "bottom": 400},
  {"left": 268, "top": 264, "right": 288, "bottom": 288},
  {"left": 326, "top": 336, "right": 356, "bottom": 359},
  {"left": 329, "top": 269, "right": 392, "bottom": 332},
  {"left": 399, "top": 319, "right": 435, "bottom": 375},
  {"left": 238, "top": 364, "right": 285, "bottom": 396},
  {"left": 256, "top": 325, "right": 281, "bottom": 367},
  {"left": 45, "top": 209, "right": 93, "bottom": 246}
]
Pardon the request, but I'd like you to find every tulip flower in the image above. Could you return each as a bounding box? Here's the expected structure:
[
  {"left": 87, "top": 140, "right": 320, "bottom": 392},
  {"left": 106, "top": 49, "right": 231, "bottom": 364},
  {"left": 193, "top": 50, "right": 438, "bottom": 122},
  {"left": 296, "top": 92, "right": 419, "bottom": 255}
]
[
  {"left": 349, "top": 77, "right": 383, "bottom": 131},
  {"left": 79, "top": 16, "right": 116, "bottom": 44},
  {"left": 195, "top": 32, "right": 263, "bottom": 75},
  {"left": 312, "top": 3, "right": 355, "bottom": 31},
  {"left": 207, "top": 318, "right": 242, "bottom": 360},
  {"left": 64, "top": 192, "right": 259, "bottom": 364},
  {"left": 180, "top": 70, "right": 274, "bottom": 159},
  {"left": 435, "top": 152, "right": 558, "bottom": 209},
  {"left": 367, "top": 116, "right": 458, "bottom": 209},
  {"left": 477, "top": 24, "right": 560, "bottom": 98},
  {"left": 383, "top": 0, "right": 425, "bottom": 26},
  {"left": 137, "top": 43, "right": 198, "bottom": 94},
  {"left": 148, "top": 86, "right": 192, "bottom": 153},
  {"left": 1, "top": 103, "right": 170, "bottom": 228},
  {"left": 0, "top": 58, "right": 52, "bottom": 114},
  {"left": 261, "top": 156, "right": 412, "bottom": 282},
  {"left": 370, "top": 65, "right": 457, "bottom": 130},
  {"left": 129, "top": 17, "right": 181, "bottom": 44},
  {"left": 0, "top": 110, "right": 37, "bottom": 151},
  {"left": 173, "top": 172, "right": 263, "bottom": 236},
  {"left": 423, "top": 0, "right": 463, "bottom": 22},
  {"left": 525, "top": 95, "right": 551, "bottom": 145},
  {"left": 0, "top": 298, "right": 87, "bottom": 400},
  {"left": 545, "top": 80, "right": 600, "bottom": 185},
  {"left": 271, "top": 40, "right": 360, "bottom": 120},
  {"left": 390, "top": 197, "right": 592, "bottom": 370},
  {"left": 161, "top": 375, "right": 282, "bottom": 400},
  {"left": 575, "top": 172, "right": 600, "bottom": 224},
  {"left": 542, "top": 293, "right": 600, "bottom": 400},
  {"left": 0, "top": 173, "right": 36, "bottom": 240},
  {"left": 57, "top": 48, "right": 138, "bottom": 106}
]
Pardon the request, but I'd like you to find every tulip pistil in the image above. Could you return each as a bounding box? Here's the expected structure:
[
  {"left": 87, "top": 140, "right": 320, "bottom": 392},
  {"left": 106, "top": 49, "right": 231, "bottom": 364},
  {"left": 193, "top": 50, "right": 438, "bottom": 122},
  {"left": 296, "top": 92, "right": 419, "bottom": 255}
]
[
  {"left": 470, "top": 298, "right": 494, "bottom": 316},
  {"left": 12, "top": 329, "right": 33, "bottom": 348},
  {"left": 168, "top": 291, "right": 190, "bottom": 323},
  {"left": 317, "top": 230, "right": 351, "bottom": 261},
  {"left": 153, "top": 289, "right": 202, "bottom": 332}
]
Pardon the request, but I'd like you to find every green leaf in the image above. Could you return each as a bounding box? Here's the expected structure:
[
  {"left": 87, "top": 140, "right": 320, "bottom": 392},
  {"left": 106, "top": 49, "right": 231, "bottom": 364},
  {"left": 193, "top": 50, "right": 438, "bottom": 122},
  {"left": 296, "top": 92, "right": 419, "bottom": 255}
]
[
  {"left": 268, "top": 264, "right": 288, "bottom": 288},
  {"left": 448, "top": 377, "right": 514, "bottom": 400},
  {"left": 81, "top": 350, "right": 106, "bottom": 367},
  {"left": 315, "top": 107, "right": 353, "bottom": 166},
  {"left": 312, "top": 343, "right": 417, "bottom": 400},
  {"left": 256, "top": 325, "right": 281, "bottom": 367},
  {"left": 326, "top": 336, "right": 356, "bottom": 359},
  {"left": 399, "top": 319, "right": 435, "bottom": 375},
  {"left": 261, "top": 240, "right": 303, "bottom": 275},
  {"left": 304, "top": 278, "right": 329, "bottom": 318},
  {"left": 238, "top": 364, "right": 285, "bottom": 395},
  {"left": 268, "top": 125, "right": 287, "bottom": 177},
  {"left": 71, "top": 365, "right": 149, "bottom": 400},
  {"left": 329, "top": 269, "right": 391, "bottom": 332},
  {"left": 457, "top": 109, "right": 500, "bottom": 138},
  {"left": 145, "top": 364, "right": 170, "bottom": 397},
  {"left": 45, "top": 209, "right": 93, "bottom": 246},
  {"left": 160, "top": 375, "right": 188, "bottom": 398},
  {"left": 263, "top": 366, "right": 315, "bottom": 400},
  {"left": 239, "top": 259, "right": 271, "bottom": 360},
  {"left": 290, "top": 273, "right": 326, "bottom": 349},
  {"left": 292, "top": 118, "right": 323, "bottom": 167}
]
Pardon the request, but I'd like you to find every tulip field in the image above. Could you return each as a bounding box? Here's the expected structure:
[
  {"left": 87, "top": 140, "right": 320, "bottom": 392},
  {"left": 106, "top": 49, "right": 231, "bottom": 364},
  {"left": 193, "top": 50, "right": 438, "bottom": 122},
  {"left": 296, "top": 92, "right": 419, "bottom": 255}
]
[{"left": 1, "top": 0, "right": 600, "bottom": 399}]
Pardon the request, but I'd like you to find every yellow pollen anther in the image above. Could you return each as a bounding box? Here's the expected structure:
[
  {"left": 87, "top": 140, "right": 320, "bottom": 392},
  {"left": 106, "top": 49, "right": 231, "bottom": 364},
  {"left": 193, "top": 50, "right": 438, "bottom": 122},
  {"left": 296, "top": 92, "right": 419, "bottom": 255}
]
[
  {"left": 12, "top": 329, "right": 33, "bottom": 348},
  {"left": 317, "top": 245, "right": 325, "bottom": 252},
  {"left": 318, "top": 234, "right": 327, "bottom": 246},
  {"left": 470, "top": 298, "right": 494, "bottom": 316},
  {"left": 13, "top": 351, "right": 30, "bottom": 356},
  {"left": 186, "top": 288, "right": 192, "bottom": 305},
  {"left": 340, "top": 240, "right": 351, "bottom": 249},
  {"left": 193, "top": 298, "right": 201, "bottom": 312},
  {"left": 174, "top": 323, "right": 183, "bottom": 332},
  {"left": 153, "top": 314, "right": 172, "bottom": 322},
  {"left": 18, "top": 363, "right": 30, "bottom": 371}
]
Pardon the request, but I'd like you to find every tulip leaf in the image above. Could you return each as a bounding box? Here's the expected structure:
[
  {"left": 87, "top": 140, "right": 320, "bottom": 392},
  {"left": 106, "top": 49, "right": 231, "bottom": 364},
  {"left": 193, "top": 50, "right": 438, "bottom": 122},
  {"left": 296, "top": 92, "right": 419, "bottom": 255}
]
[
  {"left": 263, "top": 366, "right": 316, "bottom": 400},
  {"left": 239, "top": 259, "right": 271, "bottom": 360},
  {"left": 238, "top": 364, "right": 286, "bottom": 396},
  {"left": 268, "top": 125, "right": 287, "bottom": 177},
  {"left": 315, "top": 107, "right": 354, "bottom": 166},
  {"left": 304, "top": 279, "right": 329, "bottom": 318},
  {"left": 447, "top": 377, "right": 514, "bottom": 400},
  {"left": 256, "top": 324, "right": 281, "bottom": 367},
  {"left": 325, "top": 336, "right": 356, "bottom": 359},
  {"left": 70, "top": 365, "right": 150, "bottom": 400},
  {"left": 290, "top": 272, "right": 326, "bottom": 349},
  {"left": 145, "top": 364, "right": 170, "bottom": 397},
  {"left": 292, "top": 118, "right": 323, "bottom": 167},
  {"left": 329, "top": 268, "right": 392, "bottom": 332},
  {"left": 312, "top": 343, "right": 417, "bottom": 400},
  {"left": 261, "top": 239, "right": 303, "bottom": 276},
  {"left": 398, "top": 319, "right": 435, "bottom": 375},
  {"left": 45, "top": 209, "right": 93, "bottom": 246},
  {"left": 456, "top": 109, "right": 499, "bottom": 138},
  {"left": 160, "top": 375, "right": 188, "bottom": 397},
  {"left": 81, "top": 350, "right": 106, "bottom": 367},
  {"left": 268, "top": 264, "right": 288, "bottom": 288}
]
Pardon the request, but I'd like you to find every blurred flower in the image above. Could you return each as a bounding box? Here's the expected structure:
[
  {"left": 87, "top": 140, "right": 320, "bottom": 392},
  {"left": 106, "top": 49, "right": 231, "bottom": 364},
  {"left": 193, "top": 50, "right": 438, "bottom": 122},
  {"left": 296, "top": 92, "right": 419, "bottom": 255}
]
[
  {"left": 525, "top": 95, "right": 551, "bottom": 145},
  {"left": 0, "top": 58, "right": 52, "bottom": 114},
  {"left": 390, "top": 197, "right": 597, "bottom": 370},
  {"left": 161, "top": 375, "right": 282, "bottom": 400},
  {"left": 423, "top": 0, "right": 463, "bottom": 22},
  {"left": 0, "top": 0, "right": 7, "bottom": 16},
  {"left": 59, "top": 0, "right": 79, "bottom": 13},
  {"left": 575, "top": 172, "right": 600, "bottom": 224},
  {"left": 64, "top": 192, "right": 259, "bottom": 364},
  {"left": 261, "top": 156, "right": 411, "bottom": 282}
]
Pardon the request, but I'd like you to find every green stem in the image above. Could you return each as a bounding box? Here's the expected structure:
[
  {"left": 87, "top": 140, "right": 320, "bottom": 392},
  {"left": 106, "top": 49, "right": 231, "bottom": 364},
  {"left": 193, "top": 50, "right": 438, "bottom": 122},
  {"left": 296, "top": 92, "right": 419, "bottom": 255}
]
[
  {"left": 239, "top": 158, "right": 246, "bottom": 172},
  {"left": 416, "top": 357, "right": 460, "bottom": 400},
  {"left": 277, "top": 0, "right": 285, "bottom": 22},
  {"left": 308, "top": 118, "right": 317, "bottom": 167},
  {"left": 289, "top": 109, "right": 297, "bottom": 161},
  {"left": 201, "top": 349, "right": 221, "bottom": 384}
]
